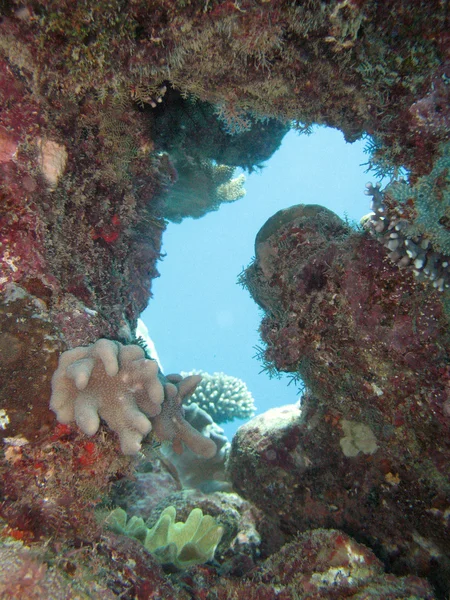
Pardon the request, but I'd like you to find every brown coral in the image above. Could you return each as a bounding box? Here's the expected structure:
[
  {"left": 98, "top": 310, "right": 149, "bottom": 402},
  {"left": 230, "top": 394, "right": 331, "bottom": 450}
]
[{"left": 152, "top": 374, "right": 217, "bottom": 459}]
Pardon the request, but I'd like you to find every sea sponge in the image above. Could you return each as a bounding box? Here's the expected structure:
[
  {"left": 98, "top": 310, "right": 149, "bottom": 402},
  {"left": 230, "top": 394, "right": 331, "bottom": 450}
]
[{"left": 106, "top": 505, "right": 224, "bottom": 569}]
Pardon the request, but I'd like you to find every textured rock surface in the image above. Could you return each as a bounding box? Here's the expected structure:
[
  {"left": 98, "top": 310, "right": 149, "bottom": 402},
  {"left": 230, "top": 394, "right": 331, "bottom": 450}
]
[
  {"left": 178, "top": 527, "right": 436, "bottom": 600},
  {"left": 236, "top": 205, "right": 450, "bottom": 595}
]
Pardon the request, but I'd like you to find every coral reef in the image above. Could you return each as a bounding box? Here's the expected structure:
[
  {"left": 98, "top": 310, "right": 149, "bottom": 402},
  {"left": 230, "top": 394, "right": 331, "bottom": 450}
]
[
  {"left": 181, "top": 370, "right": 256, "bottom": 424},
  {"left": 2, "top": 0, "right": 448, "bottom": 174},
  {"left": 0, "top": 535, "right": 116, "bottom": 599},
  {"left": 2, "top": 1, "right": 450, "bottom": 598},
  {"left": 105, "top": 505, "right": 224, "bottom": 570},
  {"left": 237, "top": 204, "right": 450, "bottom": 594}
]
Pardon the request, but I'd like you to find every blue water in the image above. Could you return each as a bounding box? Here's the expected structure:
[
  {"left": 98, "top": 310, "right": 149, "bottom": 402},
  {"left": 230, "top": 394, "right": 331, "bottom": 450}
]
[{"left": 143, "top": 127, "right": 381, "bottom": 439}]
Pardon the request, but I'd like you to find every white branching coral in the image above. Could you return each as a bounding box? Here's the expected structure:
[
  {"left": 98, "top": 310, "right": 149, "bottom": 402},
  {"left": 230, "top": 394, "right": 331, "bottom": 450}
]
[
  {"left": 50, "top": 339, "right": 164, "bottom": 454},
  {"left": 181, "top": 370, "right": 256, "bottom": 424},
  {"left": 50, "top": 339, "right": 218, "bottom": 458}
]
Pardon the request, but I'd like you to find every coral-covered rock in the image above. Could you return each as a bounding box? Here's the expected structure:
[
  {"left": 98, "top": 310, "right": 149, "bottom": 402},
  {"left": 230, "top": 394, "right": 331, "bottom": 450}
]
[
  {"left": 181, "top": 528, "right": 435, "bottom": 600},
  {"left": 236, "top": 205, "right": 450, "bottom": 595},
  {"left": 1, "top": 3, "right": 450, "bottom": 598},
  {"left": 0, "top": 49, "right": 167, "bottom": 340},
  {"left": 0, "top": 286, "right": 63, "bottom": 443},
  {"left": 0, "top": 523, "right": 186, "bottom": 600}
]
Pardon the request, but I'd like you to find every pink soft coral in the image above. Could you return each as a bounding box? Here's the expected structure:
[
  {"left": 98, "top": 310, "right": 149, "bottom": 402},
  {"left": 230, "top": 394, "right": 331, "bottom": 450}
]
[{"left": 50, "top": 339, "right": 217, "bottom": 458}]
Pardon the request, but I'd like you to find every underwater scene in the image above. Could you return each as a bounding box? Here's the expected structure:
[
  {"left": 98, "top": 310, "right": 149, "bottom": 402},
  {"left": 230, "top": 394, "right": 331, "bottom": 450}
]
[{"left": 1, "top": 1, "right": 450, "bottom": 598}]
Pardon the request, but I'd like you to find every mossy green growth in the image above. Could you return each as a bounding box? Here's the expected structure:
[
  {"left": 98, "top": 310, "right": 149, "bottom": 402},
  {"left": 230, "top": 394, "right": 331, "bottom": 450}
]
[{"left": 106, "top": 506, "right": 224, "bottom": 570}]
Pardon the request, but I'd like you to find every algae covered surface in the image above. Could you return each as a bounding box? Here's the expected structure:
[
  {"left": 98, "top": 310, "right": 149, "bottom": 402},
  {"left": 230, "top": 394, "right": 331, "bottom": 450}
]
[{"left": 0, "top": 1, "right": 450, "bottom": 598}]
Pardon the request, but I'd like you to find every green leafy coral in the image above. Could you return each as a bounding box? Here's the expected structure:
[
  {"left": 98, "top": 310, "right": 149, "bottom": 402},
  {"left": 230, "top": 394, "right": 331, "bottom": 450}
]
[{"left": 105, "top": 506, "right": 223, "bottom": 570}]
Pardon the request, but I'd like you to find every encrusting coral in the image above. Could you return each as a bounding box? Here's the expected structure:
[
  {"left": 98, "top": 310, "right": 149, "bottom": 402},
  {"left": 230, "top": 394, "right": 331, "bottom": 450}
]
[
  {"left": 105, "top": 505, "right": 224, "bottom": 570},
  {"left": 50, "top": 339, "right": 217, "bottom": 458}
]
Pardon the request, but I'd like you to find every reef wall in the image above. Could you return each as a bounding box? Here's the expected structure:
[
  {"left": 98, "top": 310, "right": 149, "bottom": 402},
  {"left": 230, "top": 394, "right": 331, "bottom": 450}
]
[{"left": 234, "top": 204, "right": 450, "bottom": 595}]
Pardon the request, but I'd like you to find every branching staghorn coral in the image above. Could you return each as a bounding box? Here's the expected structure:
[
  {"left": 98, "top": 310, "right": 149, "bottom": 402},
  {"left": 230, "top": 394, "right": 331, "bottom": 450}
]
[
  {"left": 50, "top": 339, "right": 217, "bottom": 458},
  {"left": 105, "top": 505, "right": 224, "bottom": 569},
  {"left": 181, "top": 370, "right": 256, "bottom": 424}
]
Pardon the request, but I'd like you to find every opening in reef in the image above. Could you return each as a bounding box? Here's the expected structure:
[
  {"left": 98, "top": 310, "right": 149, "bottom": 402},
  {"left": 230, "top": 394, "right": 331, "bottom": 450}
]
[{"left": 143, "top": 125, "right": 377, "bottom": 439}]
